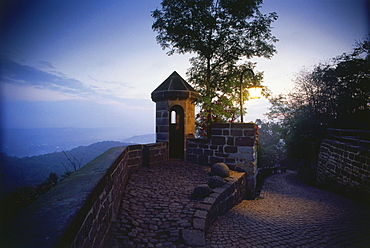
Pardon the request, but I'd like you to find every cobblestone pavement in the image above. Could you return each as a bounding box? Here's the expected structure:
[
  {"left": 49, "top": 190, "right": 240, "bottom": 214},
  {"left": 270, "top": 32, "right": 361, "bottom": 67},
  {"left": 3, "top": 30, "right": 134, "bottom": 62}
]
[
  {"left": 205, "top": 171, "right": 370, "bottom": 248},
  {"left": 104, "top": 162, "right": 209, "bottom": 248}
]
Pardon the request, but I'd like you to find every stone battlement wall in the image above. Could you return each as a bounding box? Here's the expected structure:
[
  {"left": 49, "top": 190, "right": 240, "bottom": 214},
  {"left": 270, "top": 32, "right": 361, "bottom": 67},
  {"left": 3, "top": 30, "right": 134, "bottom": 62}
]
[
  {"left": 317, "top": 139, "right": 370, "bottom": 195},
  {"left": 186, "top": 123, "right": 258, "bottom": 198},
  {"left": 184, "top": 171, "right": 247, "bottom": 246},
  {"left": 4, "top": 143, "right": 167, "bottom": 248}
]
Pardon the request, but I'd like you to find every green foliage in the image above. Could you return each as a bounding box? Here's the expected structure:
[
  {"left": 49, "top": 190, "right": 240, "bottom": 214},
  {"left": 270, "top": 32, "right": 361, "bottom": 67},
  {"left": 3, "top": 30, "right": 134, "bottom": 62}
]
[
  {"left": 0, "top": 141, "right": 128, "bottom": 195},
  {"left": 152, "top": 0, "right": 277, "bottom": 58},
  {"left": 255, "top": 119, "right": 286, "bottom": 168},
  {"left": 267, "top": 37, "right": 370, "bottom": 179},
  {"left": 152, "top": 0, "right": 278, "bottom": 137}
]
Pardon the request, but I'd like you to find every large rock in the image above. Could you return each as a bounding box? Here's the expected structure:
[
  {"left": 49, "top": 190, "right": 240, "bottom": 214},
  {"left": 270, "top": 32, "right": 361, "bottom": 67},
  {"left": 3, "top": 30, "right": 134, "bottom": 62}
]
[
  {"left": 208, "top": 175, "right": 225, "bottom": 188},
  {"left": 210, "top": 163, "right": 230, "bottom": 178},
  {"left": 193, "top": 184, "right": 212, "bottom": 198}
]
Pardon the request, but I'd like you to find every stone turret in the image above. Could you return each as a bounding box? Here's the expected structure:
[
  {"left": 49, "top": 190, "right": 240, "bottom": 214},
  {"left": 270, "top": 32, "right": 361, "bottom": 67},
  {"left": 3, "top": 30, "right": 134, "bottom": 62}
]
[{"left": 151, "top": 71, "right": 199, "bottom": 159}]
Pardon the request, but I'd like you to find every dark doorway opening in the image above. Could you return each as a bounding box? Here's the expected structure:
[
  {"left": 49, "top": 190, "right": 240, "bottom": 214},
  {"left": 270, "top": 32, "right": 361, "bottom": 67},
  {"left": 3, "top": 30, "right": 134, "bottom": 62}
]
[{"left": 169, "top": 105, "right": 184, "bottom": 159}]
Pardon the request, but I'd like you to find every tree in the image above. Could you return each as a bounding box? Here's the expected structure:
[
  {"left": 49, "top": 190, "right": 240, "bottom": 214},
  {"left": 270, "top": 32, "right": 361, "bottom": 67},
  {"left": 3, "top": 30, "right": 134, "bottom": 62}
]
[
  {"left": 267, "top": 37, "right": 370, "bottom": 183},
  {"left": 60, "top": 150, "right": 82, "bottom": 181},
  {"left": 255, "top": 119, "right": 286, "bottom": 168},
  {"left": 152, "top": 0, "right": 278, "bottom": 136},
  {"left": 188, "top": 60, "right": 265, "bottom": 136}
]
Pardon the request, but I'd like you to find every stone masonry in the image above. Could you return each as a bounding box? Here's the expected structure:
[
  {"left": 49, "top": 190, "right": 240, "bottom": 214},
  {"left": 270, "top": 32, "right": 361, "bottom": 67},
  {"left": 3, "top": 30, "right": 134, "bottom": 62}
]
[
  {"left": 3, "top": 143, "right": 167, "bottom": 248},
  {"left": 187, "top": 123, "right": 258, "bottom": 198},
  {"left": 317, "top": 138, "right": 370, "bottom": 195}
]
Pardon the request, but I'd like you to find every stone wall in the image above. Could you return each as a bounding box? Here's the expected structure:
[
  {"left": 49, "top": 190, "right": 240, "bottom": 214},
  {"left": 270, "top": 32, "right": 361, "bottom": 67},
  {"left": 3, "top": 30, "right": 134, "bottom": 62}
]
[
  {"left": 186, "top": 123, "right": 258, "bottom": 198},
  {"left": 183, "top": 171, "right": 247, "bottom": 247},
  {"left": 317, "top": 139, "right": 370, "bottom": 195},
  {"left": 4, "top": 143, "right": 167, "bottom": 248}
]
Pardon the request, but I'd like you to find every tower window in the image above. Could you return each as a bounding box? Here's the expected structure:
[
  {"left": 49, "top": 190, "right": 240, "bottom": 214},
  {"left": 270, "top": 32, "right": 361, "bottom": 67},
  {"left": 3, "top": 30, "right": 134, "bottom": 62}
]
[{"left": 171, "top": 110, "right": 177, "bottom": 124}]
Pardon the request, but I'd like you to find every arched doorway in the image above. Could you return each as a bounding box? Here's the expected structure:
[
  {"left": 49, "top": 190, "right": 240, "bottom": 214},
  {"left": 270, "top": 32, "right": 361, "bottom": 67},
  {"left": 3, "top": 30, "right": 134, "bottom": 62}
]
[{"left": 169, "top": 105, "right": 184, "bottom": 159}]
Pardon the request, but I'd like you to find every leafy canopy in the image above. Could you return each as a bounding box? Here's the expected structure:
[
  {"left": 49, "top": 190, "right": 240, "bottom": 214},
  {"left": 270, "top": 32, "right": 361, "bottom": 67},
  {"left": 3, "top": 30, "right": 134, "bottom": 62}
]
[
  {"left": 152, "top": 0, "right": 278, "bottom": 136},
  {"left": 268, "top": 37, "right": 370, "bottom": 160},
  {"left": 152, "top": 0, "right": 278, "bottom": 60}
]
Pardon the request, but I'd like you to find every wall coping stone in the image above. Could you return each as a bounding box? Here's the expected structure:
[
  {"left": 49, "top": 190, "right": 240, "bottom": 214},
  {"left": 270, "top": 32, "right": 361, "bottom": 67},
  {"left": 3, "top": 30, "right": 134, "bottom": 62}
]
[
  {"left": 4, "top": 146, "right": 127, "bottom": 248},
  {"left": 183, "top": 171, "right": 246, "bottom": 247}
]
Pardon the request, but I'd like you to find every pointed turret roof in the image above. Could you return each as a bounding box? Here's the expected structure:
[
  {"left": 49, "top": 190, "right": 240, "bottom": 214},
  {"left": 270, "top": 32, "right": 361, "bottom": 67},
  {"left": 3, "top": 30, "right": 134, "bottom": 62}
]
[
  {"left": 153, "top": 71, "right": 197, "bottom": 92},
  {"left": 151, "top": 71, "right": 198, "bottom": 102}
]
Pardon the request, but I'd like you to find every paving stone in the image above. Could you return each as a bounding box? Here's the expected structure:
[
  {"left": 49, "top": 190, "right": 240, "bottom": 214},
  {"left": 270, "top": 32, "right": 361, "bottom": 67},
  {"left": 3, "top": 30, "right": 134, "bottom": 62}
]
[
  {"left": 205, "top": 171, "right": 370, "bottom": 247},
  {"left": 103, "top": 162, "right": 208, "bottom": 247}
]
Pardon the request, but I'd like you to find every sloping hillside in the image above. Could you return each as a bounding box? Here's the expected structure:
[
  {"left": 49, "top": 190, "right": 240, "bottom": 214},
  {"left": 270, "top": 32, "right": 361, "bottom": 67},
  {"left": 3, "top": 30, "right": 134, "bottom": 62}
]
[{"left": 0, "top": 141, "right": 130, "bottom": 196}]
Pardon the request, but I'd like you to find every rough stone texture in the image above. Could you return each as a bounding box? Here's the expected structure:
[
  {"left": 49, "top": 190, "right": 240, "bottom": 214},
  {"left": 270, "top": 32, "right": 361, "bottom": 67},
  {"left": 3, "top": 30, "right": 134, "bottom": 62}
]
[
  {"left": 182, "top": 229, "right": 206, "bottom": 247},
  {"left": 206, "top": 171, "right": 370, "bottom": 247},
  {"left": 103, "top": 162, "right": 209, "bottom": 248},
  {"left": 151, "top": 72, "right": 198, "bottom": 147},
  {"left": 193, "top": 184, "right": 213, "bottom": 198},
  {"left": 3, "top": 143, "right": 168, "bottom": 248},
  {"left": 210, "top": 163, "right": 230, "bottom": 178},
  {"left": 103, "top": 163, "right": 247, "bottom": 248},
  {"left": 208, "top": 176, "right": 225, "bottom": 188},
  {"left": 187, "top": 123, "right": 258, "bottom": 198},
  {"left": 317, "top": 139, "right": 370, "bottom": 195}
]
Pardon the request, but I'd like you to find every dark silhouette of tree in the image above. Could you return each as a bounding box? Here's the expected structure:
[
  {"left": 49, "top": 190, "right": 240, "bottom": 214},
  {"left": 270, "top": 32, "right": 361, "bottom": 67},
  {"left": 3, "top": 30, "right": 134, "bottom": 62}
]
[
  {"left": 255, "top": 119, "right": 286, "bottom": 168},
  {"left": 0, "top": 172, "right": 59, "bottom": 224},
  {"left": 267, "top": 37, "right": 370, "bottom": 183},
  {"left": 152, "top": 0, "right": 278, "bottom": 136}
]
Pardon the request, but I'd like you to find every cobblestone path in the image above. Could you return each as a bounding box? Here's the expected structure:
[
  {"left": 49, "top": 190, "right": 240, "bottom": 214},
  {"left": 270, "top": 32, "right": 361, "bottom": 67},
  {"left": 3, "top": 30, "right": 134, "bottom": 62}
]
[
  {"left": 104, "top": 162, "right": 209, "bottom": 248},
  {"left": 205, "top": 171, "right": 370, "bottom": 248}
]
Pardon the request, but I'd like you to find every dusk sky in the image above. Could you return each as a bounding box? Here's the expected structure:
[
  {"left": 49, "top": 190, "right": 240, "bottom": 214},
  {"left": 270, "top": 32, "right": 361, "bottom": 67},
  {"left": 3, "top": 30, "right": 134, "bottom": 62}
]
[{"left": 1, "top": 0, "right": 369, "bottom": 137}]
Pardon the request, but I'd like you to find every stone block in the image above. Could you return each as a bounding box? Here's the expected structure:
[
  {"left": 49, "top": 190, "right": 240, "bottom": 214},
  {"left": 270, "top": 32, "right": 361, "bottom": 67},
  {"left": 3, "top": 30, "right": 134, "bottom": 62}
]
[
  {"left": 204, "top": 150, "right": 213, "bottom": 156},
  {"left": 156, "top": 117, "right": 169, "bottom": 126},
  {"left": 231, "top": 129, "right": 243, "bottom": 136},
  {"left": 182, "top": 229, "right": 205, "bottom": 247},
  {"left": 238, "top": 146, "right": 254, "bottom": 154},
  {"left": 227, "top": 137, "right": 234, "bottom": 145},
  {"left": 231, "top": 123, "right": 255, "bottom": 129},
  {"left": 198, "top": 155, "right": 209, "bottom": 164},
  {"left": 225, "top": 146, "right": 237, "bottom": 153},
  {"left": 186, "top": 154, "right": 197, "bottom": 162},
  {"left": 235, "top": 137, "right": 254, "bottom": 146},
  {"left": 225, "top": 158, "right": 236, "bottom": 164},
  {"left": 194, "top": 209, "right": 208, "bottom": 219},
  {"left": 215, "top": 152, "right": 228, "bottom": 158},
  {"left": 155, "top": 101, "right": 168, "bottom": 110},
  {"left": 211, "top": 129, "right": 222, "bottom": 135},
  {"left": 193, "top": 218, "right": 206, "bottom": 230},
  {"left": 212, "top": 136, "right": 226, "bottom": 145},
  {"left": 210, "top": 157, "right": 224, "bottom": 163},
  {"left": 187, "top": 143, "right": 198, "bottom": 148},
  {"left": 203, "top": 197, "right": 216, "bottom": 204},
  {"left": 194, "top": 203, "right": 212, "bottom": 211},
  {"left": 193, "top": 149, "right": 203, "bottom": 155},
  {"left": 156, "top": 125, "right": 169, "bottom": 132},
  {"left": 212, "top": 187, "right": 226, "bottom": 194},
  {"left": 243, "top": 129, "right": 255, "bottom": 136},
  {"left": 156, "top": 133, "right": 168, "bottom": 141},
  {"left": 211, "top": 123, "right": 230, "bottom": 128}
]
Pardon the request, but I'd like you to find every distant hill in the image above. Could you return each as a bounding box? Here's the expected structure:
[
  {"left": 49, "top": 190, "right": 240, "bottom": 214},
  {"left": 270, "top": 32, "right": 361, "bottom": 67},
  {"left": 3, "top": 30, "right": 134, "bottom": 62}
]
[
  {"left": 0, "top": 127, "right": 139, "bottom": 157},
  {"left": 123, "top": 134, "right": 155, "bottom": 144},
  {"left": 0, "top": 141, "right": 130, "bottom": 197}
]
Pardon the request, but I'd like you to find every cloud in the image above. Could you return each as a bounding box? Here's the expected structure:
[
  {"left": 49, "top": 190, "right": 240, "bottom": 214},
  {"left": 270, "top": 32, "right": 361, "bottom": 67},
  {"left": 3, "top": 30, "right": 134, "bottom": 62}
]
[
  {"left": 0, "top": 82, "right": 82, "bottom": 102},
  {"left": 0, "top": 57, "right": 105, "bottom": 101},
  {"left": 37, "top": 60, "right": 55, "bottom": 69}
]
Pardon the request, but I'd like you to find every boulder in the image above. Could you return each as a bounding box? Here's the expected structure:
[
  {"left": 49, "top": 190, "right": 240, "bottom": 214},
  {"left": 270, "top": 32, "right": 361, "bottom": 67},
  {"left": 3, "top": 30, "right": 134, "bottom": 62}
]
[
  {"left": 208, "top": 175, "right": 225, "bottom": 188},
  {"left": 193, "top": 184, "right": 212, "bottom": 198},
  {"left": 210, "top": 163, "right": 230, "bottom": 178}
]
